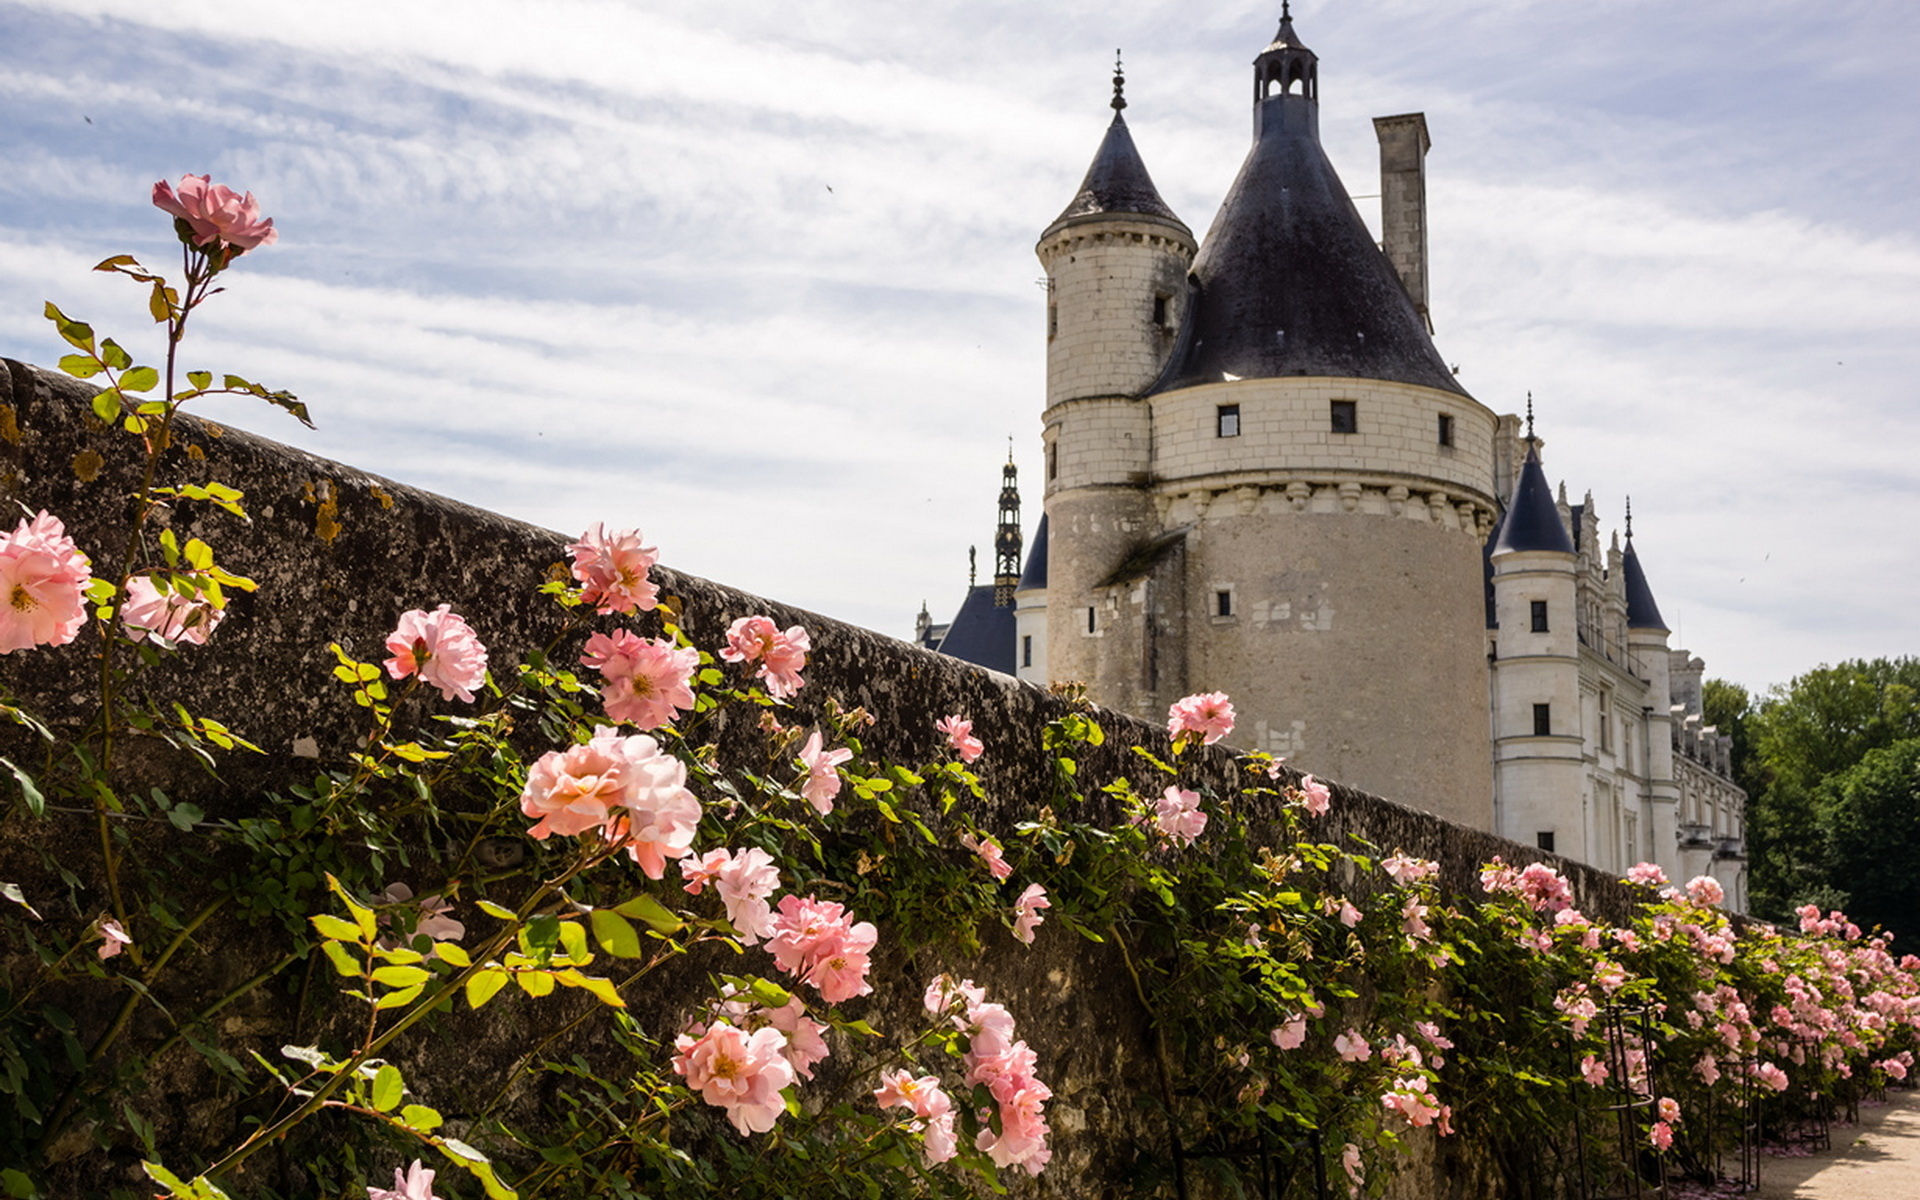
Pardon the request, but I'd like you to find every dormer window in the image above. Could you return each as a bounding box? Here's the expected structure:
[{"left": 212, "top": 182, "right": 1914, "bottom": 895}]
[{"left": 1217, "top": 404, "right": 1241, "bottom": 438}]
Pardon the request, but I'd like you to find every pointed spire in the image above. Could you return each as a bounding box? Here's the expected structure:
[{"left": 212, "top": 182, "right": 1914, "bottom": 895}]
[
  {"left": 1624, "top": 495, "right": 1635, "bottom": 542},
  {"left": 994, "top": 455, "right": 1023, "bottom": 607},
  {"left": 1045, "top": 56, "right": 1185, "bottom": 231},
  {"left": 1525, "top": 392, "right": 1535, "bottom": 446},
  {"left": 1492, "top": 415, "right": 1575, "bottom": 557},
  {"left": 1621, "top": 499, "right": 1667, "bottom": 630}
]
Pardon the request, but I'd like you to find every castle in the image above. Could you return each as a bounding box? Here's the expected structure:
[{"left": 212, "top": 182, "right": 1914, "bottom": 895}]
[{"left": 918, "top": 8, "right": 1748, "bottom": 906}]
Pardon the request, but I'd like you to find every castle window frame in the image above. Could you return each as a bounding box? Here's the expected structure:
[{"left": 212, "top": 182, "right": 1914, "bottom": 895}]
[
  {"left": 1598, "top": 688, "right": 1614, "bottom": 752},
  {"left": 1212, "top": 587, "right": 1236, "bottom": 620},
  {"left": 1083, "top": 606, "right": 1098, "bottom": 636},
  {"left": 1216, "top": 404, "right": 1241, "bottom": 438},
  {"left": 1533, "top": 702, "right": 1552, "bottom": 737},
  {"left": 1330, "top": 399, "right": 1358, "bottom": 434},
  {"left": 1022, "top": 634, "right": 1033, "bottom": 668},
  {"left": 1530, "top": 599, "right": 1549, "bottom": 633},
  {"left": 1437, "top": 412, "right": 1455, "bottom": 448},
  {"left": 1047, "top": 443, "right": 1058, "bottom": 481},
  {"left": 1047, "top": 301, "right": 1058, "bottom": 341},
  {"left": 1152, "top": 293, "right": 1170, "bottom": 329},
  {"left": 1536, "top": 831, "right": 1556, "bottom": 853}
]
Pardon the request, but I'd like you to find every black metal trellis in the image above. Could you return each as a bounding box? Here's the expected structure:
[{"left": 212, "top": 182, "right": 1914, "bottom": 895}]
[
  {"left": 1184, "top": 1123, "right": 1331, "bottom": 1200},
  {"left": 1572, "top": 1004, "right": 1669, "bottom": 1200},
  {"left": 1707, "top": 1055, "right": 1760, "bottom": 1194}
]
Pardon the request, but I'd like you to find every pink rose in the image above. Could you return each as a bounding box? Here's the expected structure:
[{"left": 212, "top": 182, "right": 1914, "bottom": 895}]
[
  {"left": 767, "top": 895, "right": 878, "bottom": 1003},
  {"left": 1685, "top": 875, "right": 1726, "bottom": 908},
  {"left": 0, "top": 511, "right": 90, "bottom": 653},
  {"left": 1341, "top": 1143, "right": 1364, "bottom": 1193},
  {"left": 1299, "top": 773, "right": 1331, "bottom": 816},
  {"left": 1657, "top": 1096, "right": 1680, "bottom": 1122},
  {"left": 935, "top": 715, "right": 984, "bottom": 763},
  {"left": 1382, "top": 852, "right": 1437, "bottom": 886},
  {"left": 1334, "top": 1029, "right": 1371, "bottom": 1062},
  {"left": 1271, "top": 1018, "right": 1308, "bottom": 1050},
  {"left": 960, "top": 833, "right": 1013, "bottom": 882},
  {"left": 567, "top": 523, "right": 659, "bottom": 615},
  {"left": 796, "top": 731, "right": 852, "bottom": 814},
  {"left": 581, "top": 630, "right": 697, "bottom": 729},
  {"left": 1338, "top": 900, "right": 1362, "bottom": 928},
  {"left": 120, "top": 574, "right": 224, "bottom": 646},
  {"left": 96, "top": 918, "right": 131, "bottom": 961},
  {"left": 720, "top": 615, "right": 809, "bottom": 699},
  {"left": 1166, "top": 691, "right": 1235, "bottom": 746},
  {"left": 673, "top": 1020, "right": 795, "bottom": 1135},
  {"left": 520, "top": 734, "right": 631, "bottom": 840},
  {"left": 1648, "top": 1121, "right": 1673, "bottom": 1151},
  {"left": 152, "top": 174, "right": 277, "bottom": 252},
  {"left": 1013, "top": 883, "right": 1049, "bottom": 946},
  {"left": 1627, "top": 862, "right": 1668, "bottom": 887},
  {"left": 680, "top": 847, "right": 781, "bottom": 944},
  {"left": 605, "top": 737, "right": 702, "bottom": 879},
  {"left": 366, "top": 1160, "right": 440, "bottom": 1200},
  {"left": 383, "top": 605, "right": 488, "bottom": 702},
  {"left": 1154, "top": 786, "right": 1208, "bottom": 847}
]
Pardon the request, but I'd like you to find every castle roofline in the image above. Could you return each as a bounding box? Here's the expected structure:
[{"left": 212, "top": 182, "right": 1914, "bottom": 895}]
[
  {"left": 1491, "top": 446, "right": 1575, "bottom": 556},
  {"left": 1042, "top": 60, "right": 1188, "bottom": 239}
]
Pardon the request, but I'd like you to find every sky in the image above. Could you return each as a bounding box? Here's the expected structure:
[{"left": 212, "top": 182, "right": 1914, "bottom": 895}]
[{"left": 1, "top": 0, "right": 1915, "bottom": 696}]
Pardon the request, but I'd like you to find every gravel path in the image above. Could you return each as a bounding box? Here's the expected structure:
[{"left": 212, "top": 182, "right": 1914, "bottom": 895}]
[{"left": 1753, "top": 1088, "right": 1920, "bottom": 1199}]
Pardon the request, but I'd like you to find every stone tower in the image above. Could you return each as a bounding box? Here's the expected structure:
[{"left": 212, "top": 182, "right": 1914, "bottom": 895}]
[{"left": 1037, "top": 10, "right": 1496, "bottom": 825}]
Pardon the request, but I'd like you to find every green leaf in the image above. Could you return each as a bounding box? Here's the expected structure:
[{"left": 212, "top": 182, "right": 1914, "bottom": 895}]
[
  {"left": 119, "top": 365, "right": 159, "bottom": 393},
  {"left": 371, "top": 965, "right": 431, "bottom": 989},
  {"left": 370, "top": 1064, "right": 404, "bottom": 1112},
  {"left": 310, "top": 914, "right": 365, "bottom": 943},
  {"left": 280, "top": 1044, "right": 328, "bottom": 1069},
  {"left": 613, "top": 893, "right": 684, "bottom": 935},
  {"left": 91, "top": 389, "right": 122, "bottom": 423},
  {"left": 588, "top": 909, "right": 642, "bottom": 958},
  {"left": 555, "top": 920, "right": 590, "bottom": 963},
  {"left": 572, "top": 974, "right": 626, "bottom": 1008},
  {"left": 433, "top": 942, "right": 472, "bottom": 968},
  {"left": 747, "top": 977, "right": 793, "bottom": 1009},
  {"left": 58, "top": 354, "right": 102, "bottom": 379},
  {"left": 183, "top": 538, "right": 214, "bottom": 571},
  {"left": 166, "top": 802, "right": 204, "bottom": 831},
  {"left": 326, "top": 874, "right": 378, "bottom": 938},
  {"left": 374, "top": 983, "right": 424, "bottom": 1009},
  {"left": 2, "top": 1167, "right": 37, "bottom": 1198},
  {"left": 320, "top": 940, "right": 363, "bottom": 979},
  {"left": 187, "top": 370, "right": 212, "bottom": 391},
  {"left": 474, "top": 899, "right": 517, "bottom": 921},
  {"left": 400, "top": 1103, "right": 443, "bottom": 1133},
  {"left": 436, "top": 1140, "right": 517, "bottom": 1200},
  {"left": 466, "top": 968, "right": 509, "bottom": 1009},
  {"left": 2, "top": 759, "right": 44, "bottom": 817},
  {"left": 44, "top": 302, "right": 95, "bottom": 352}
]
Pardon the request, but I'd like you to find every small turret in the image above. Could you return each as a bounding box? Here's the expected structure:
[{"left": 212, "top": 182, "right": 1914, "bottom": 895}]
[
  {"left": 1621, "top": 500, "right": 1668, "bottom": 632},
  {"left": 994, "top": 452, "right": 1023, "bottom": 607}
]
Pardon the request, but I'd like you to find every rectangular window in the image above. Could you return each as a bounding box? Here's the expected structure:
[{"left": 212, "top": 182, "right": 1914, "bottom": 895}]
[
  {"left": 1330, "top": 399, "right": 1357, "bottom": 434},
  {"left": 1217, "top": 404, "right": 1241, "bottom": 438},
  {"left": 1530, "top": 600, "right": 1549, "bottom": 633},
  {"left": 1533, "top": 703, "right": 1552, "bottom": 737},
  {"left": 1536, "top": 831, "right": 1556, "bottom": 853},
  {"left": 1048, "top": 443, "right": 1058, "bottom": 480},
  {"left": 1437, "top": 413, "right": 1454, "bottom": 447},
  {"left": 1598, "top": 689, "right": 1613, "bottom": 752},
  {"left": 1021, "top": 635, "right": 1032, "bottom": 668},
  {"left": 1085, "top": 606, "right": 1097, "bottom": 635},
  {"left": 1152, "top": 294, "right": 1170, "bottom": 328},
  {"left": 1215, "top": 590, "right": 1233, "bottom": 618},
  {"left": 1047, "top": 302, "right": 1058, "bottom": 341}
]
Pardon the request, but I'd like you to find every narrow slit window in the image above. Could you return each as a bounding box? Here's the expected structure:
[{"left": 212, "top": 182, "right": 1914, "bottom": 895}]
[
  {"left": 1048, "top": 443, "right": 1058, "bottom": 480},
  {"left": 1533, "top": 702, "right": 1552, "bottom": 737},
  {"left": 1330, "top": 400, "right": 1357, "bottom": 434},
  {"left": 1437, "top": 413, "right": 1455, "bottom": 447},
  {"left": 1021, "top": 635, "right": 1033, "bottom": 668},
  {"left": 1085, "top": 606, "right": 1097, "bottom": 635},
  {"left": 1217, "top": 404, "right": 1241, "bottom": 438},
  {"left": 1215, "top": 590, "right": 1233, "bottom": 618},
  {"left": 1047, "top": 302, "right": 1058, "bottom": 341},
  {"left": 1152, "top": 294, "right": 1170, "bottom": 328}
]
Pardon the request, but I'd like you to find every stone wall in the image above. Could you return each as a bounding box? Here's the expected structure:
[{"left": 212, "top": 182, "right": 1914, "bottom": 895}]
[{"left": 1, "top": 358, "right": 1643, "bottom": 1196}]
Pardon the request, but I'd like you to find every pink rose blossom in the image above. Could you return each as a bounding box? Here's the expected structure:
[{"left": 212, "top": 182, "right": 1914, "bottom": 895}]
[
  {"left": 1649, "top": 1121, "right": 1673, "bottom": 1151},
  {"left": 960, "top": 833, "right": 1013, "bottom": 882},
  {"left": 1154, "top": 786, "right": 1208, "bottom": 847},
  {"left": 520, "top": 734, "right": 632, "bottom": 840},
  {"left": 375, "top": 882, "right": 464, "bottom": 945},
  {"left": 1695, "top": 1054, "right": 1721, "bottom": 1085},
  {"left": 119, "top": 574, "right": 224, "bottom": 646},
  {"left": 1013, "top": 883, "right": 1050, "bottom": 946},
  {"left": 0, "top": 511, "right": 90, "bottom": 653},
  {"left": 673, "top": 1020, "right": 795, "bottom": 1135},
  {"left": 768, "top": 895, "right": 878, "bottom": 1003},
  {"left": 1580, "top": 1054, "right": 1610, "bottom": 1087},
  {"left": 875, "top": 1069, "right": 962, "bottom": 1164},
  {"left": 96, "top": 918, "right": 131, "bottom": 961},
  {"left": 1382, "top": 852, "right": 1438, "bottom": 886},
  {"left": 1339, "top": 900, "right": 1362, "bottom": 928},
  {"left": 366, "top": 1160, "right": 440, "bottom": 1200},
  {"left": 935, "top": 715, "right": 984, "bottom": 763},
  {"left": 765, "top": 996, "right": 831, "bottom": 1080},
  {"left": 151, "top": 174, "right": 277, "bottom": 252},
  {"left": 1381, "top": 1076, "right": 1441, "bottom": 1127},
  {"left": 681, "top": 847, "right": 781, "bottom": 944},
  {"left": 1167, "top": 691, "right": 1235, "bottom": 746},
  {"left": 1271, "top": 1018, "right": 1308, "bottom": 1050},
  {"left": 1627, "top": 862, "right": 1668, "bottom": 887},
  {"left": 720, "top": 615, "right": 809, "bottom": 699},
  {"left": 1341, "top": 1143, "right": 1364, "bottom": 1196},
  {"left": 1658, "top": 1097, "right": 1680, "bottom": 1122},
  {"left": 580, "top": 630, "right": 697, "bottom": 729},
  {"left": 1882, "top": 1058, "right": 1909, "bottom": 1081},
  {"left": 567, "top": 523, "right": 659, "bottom": 615},
  {"left": 1517, "top": 862, "right": 1575, "bottom": 913},
  {"left": 1298, "top": 773, "right": 1332, "bottom": 816},
  {"left": 1685, "top": 875, "right": 1726, "bottom": 907},
  {"left": 1401, "top": 897, "right": 1432, "bottom": 941},
  {"left": 1334, "top": 1030, "right": 1371, "bottom": 1063},
  {"left": 1755, "top": 1062, "right": 1789, "bottom": 1092},
  {"left": 976, "top": 1078, "right": 1053, "bottom": 1175},
  {"left": 797, "top": 731, "right": 852, "bottom": 814},
  {"left": 604, "top": 737, "right": 702, "bottom": 879},
  {"left": 383, "top": 605, "right": 488, "bottom": 702}
]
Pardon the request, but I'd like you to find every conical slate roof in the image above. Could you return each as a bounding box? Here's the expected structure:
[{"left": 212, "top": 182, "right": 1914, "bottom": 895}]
[
  {"left": 1491, "top": 447, "right": 1574, "bottom": 556},
  {"left": 1150, "top": 17, "right": 1464, "bottom": 396},
  {"left": 1017, "top": 513, "right": 1049, "bottom": 590},
  {"left": 1049, "top": 110, "right": 1184, "bottom": 230},
  {"left": 1622, "top": 541, "right": 1667, "bottom": 631}
]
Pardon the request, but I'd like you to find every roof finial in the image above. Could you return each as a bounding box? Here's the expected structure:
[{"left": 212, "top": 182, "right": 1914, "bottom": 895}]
[
  {"left": 1625, "top": 496, "right": 1634, "bottom": 543},
  {"left": 1525, "top": 392, "right": 1535, "bottom": 445},
  {"left": 1282, "top": 0, "right": 1292, "bottom": 17},
  {"left": 1111, "top": 49, "right": 1126, "bottom": 112},
  {"left": 969, "top": 545, "right": 977, "bottom": 587}
]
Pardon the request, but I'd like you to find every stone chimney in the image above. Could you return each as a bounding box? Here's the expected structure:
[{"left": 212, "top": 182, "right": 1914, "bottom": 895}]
[{"left": 1372, "top": 112, "right": 1431, "bottom": 331}]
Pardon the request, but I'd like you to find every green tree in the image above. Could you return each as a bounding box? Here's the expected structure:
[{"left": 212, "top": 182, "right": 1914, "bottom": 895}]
[
  {"left": 1744, "top": 658, "right": 1920, "bottom": 924},
  {"left": 1816, "top": 737, "right": 1920, "bottom": 941},
  {"left": 1701, "top": 678, "right": 1758, "bottom": 799}
]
